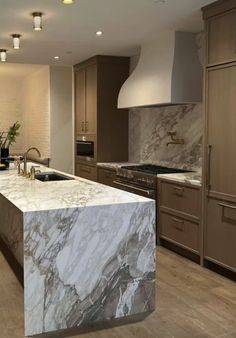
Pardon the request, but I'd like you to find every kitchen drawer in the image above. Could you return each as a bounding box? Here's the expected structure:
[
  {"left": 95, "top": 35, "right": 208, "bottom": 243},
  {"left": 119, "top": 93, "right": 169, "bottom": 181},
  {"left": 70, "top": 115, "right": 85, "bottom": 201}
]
[
  {"left": 75, "top": 163, "right": 97, "bottom": 182},
  {"left": 97, "top": 167, "right": 116, "bottom": 187},
  {"left": 205, "top": 197, "right": 236, "bottom": 272},
  {"left": 159, "top": 181, "right": 201, "bottom": 218},
  {"left": 160, "top": 212, "right": 200, "bottom": 253}
]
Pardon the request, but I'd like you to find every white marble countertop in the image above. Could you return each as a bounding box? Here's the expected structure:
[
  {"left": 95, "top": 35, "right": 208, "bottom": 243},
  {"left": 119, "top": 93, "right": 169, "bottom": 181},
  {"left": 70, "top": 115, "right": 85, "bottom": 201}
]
[
  {"left": 157, "top": 172, "right": 202, "bottom": 187},
  {"left": 97, "top": 162, "right": 139, "bottom": 170},
  {"left": 0, "top": 163, "right": 152, "bottom": 213}
]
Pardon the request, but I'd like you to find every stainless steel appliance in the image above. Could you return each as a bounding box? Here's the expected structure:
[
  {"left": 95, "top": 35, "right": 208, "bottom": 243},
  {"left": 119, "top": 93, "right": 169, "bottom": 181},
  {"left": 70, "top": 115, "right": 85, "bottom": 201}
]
[{"left": 76, "top": 136, "right": 95, "bottom": 162}]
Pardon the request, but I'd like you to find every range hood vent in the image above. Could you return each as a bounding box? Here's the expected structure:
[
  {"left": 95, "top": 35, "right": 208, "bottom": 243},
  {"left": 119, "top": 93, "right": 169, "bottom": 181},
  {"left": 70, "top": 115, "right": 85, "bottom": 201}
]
[{"left": 118, "top": 31, "right": 203, "bottom": 109}]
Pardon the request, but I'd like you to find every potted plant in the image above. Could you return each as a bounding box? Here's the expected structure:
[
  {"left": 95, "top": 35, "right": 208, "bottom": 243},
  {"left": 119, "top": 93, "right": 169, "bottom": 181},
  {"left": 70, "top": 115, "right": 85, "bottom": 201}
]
[{"left": 0, "top": 121, "right": 21, "bottom": 168}]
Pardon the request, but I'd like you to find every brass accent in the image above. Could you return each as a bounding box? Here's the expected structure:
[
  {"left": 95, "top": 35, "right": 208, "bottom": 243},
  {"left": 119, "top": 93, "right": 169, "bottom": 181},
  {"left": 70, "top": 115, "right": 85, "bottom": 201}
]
[
  {"left": 23, "top": 147, "right": 41, "bottom": 177},
  {"left": 166, "top": 131, "right": 185, "bottom": 146},
  {"left": 30, "top": 165, "right": 41, "bottom": 180},
  {"left": 206, "top": 144, "right": 212, "bottom": 194}
]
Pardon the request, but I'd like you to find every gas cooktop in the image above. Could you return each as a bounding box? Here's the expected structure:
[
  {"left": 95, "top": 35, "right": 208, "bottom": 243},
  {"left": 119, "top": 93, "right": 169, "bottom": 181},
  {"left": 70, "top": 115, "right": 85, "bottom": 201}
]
[{"left": 121, "top": 164, "right": 190, "bottom": 175}]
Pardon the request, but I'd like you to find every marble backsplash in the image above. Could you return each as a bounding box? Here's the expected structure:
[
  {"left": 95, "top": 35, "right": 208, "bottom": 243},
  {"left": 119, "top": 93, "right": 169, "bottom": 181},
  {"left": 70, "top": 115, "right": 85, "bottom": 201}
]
[{"left": 129, "top": 103, "right": 203, "bottom": 171}]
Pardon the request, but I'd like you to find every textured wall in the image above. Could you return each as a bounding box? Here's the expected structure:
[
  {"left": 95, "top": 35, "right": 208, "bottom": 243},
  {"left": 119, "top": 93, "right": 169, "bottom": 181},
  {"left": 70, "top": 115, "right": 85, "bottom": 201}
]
[
  {"left": 129, "top": 103, "right": 203, "bottom": 171},
  {"left": 21, "top": 66, "right": 50, "bottom": 158},
  {"left": 0, "top": 78, "right": 24, "bottom": 153}
]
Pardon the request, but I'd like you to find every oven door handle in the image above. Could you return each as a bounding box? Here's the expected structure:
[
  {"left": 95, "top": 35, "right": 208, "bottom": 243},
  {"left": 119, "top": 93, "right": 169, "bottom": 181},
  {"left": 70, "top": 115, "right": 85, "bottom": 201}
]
[{"left": 113, "top": 181, "right": 153, "bottom": 196}]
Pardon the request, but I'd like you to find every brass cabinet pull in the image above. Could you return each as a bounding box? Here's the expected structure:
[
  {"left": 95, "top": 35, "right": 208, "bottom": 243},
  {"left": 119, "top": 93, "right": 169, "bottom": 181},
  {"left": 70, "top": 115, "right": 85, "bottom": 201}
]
[
  {"left": 171, "top": 217, "right": 185, "bottom": 231},
  {"left": 81, "top": 122, "right": 85, "bottom": 132},
  {"left": 206, "top": 144, "right": 212, "bottom": 194},
  {"left": 85, "top": 121, "right": 88, "bottom": 132},
  {"left": 173, "top": 186, "right": 184, "bottom": 196},
  {"left": 81, "top": 167, "right": 91, "bottom": 174},
  {"left": 218, "top": 203, "right": 236, "bottom": 211}
]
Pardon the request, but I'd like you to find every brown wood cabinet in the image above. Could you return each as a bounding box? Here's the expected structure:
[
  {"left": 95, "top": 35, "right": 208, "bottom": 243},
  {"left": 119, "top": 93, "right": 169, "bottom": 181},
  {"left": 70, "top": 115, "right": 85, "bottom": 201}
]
[
  {"left": 207, "top": 9, "right": 236, "bottom": 65},
  {"left": 97, "top": 167, "right": 116, "bottom": 188},
  {"left": 202, "top": 0, "right": 236, "bottom": 275},
  {"left": 158, "top": 179, "right": 201, "bottom": 256},
  {"left": 74, "top": 56, "right": 129, "bottom": 181},
  {"left": 75, "top": 162, "right": 97, "bottom": 182}
]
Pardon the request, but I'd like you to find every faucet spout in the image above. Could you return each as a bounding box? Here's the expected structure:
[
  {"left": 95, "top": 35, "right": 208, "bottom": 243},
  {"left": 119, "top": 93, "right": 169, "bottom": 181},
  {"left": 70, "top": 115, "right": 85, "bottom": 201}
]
[{"left": 23, "top": 147, "right": 41, "bottom": 176}]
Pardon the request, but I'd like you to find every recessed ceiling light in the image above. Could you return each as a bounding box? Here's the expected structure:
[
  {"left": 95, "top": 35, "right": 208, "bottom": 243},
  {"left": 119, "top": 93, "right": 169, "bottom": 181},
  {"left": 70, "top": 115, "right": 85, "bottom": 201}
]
[
  {"left": 62, "top": 0, "right": 74, "bottom": 4},
  {"left": 12, "top": 34, "right": 21, "bottom": 49},
  {"left": 54, "top": 56, "right": 60, "bottom": 60},
  {"left": 0, "top": 49, "right": 7, "bottom": 62},
  {"left": 96, "top": 31, "right": 103, "bottom": 36},
  {"left": 32, "top": 12, "right": 43, "bottom": 31}
]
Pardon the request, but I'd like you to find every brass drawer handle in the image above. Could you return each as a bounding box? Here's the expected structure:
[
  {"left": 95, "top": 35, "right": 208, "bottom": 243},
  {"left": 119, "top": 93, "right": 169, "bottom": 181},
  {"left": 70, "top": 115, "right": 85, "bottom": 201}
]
[
  {"left": 171, "top": 217, "right": 185, "bottom": 231},
  {"left": 218, "top": 203, "right": 236, "bottom": 211},
  {"left": 81, "top": 167, "right": 91, "bottom": 174},
  {"left": 81, "top": 121, "right": 85, "bottom": 132},
  {"left": 85, "top": 121, "right": 88, "bottom": 132},
  {"left": 173, "top": 186, "right": 184, "bottom": 196}
]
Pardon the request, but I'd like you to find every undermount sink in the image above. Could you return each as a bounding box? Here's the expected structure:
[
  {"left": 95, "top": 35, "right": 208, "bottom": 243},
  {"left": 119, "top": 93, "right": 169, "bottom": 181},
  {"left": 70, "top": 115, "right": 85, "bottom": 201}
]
[{"left": 35, "top": 172, "right": 74, "bottom": 182}]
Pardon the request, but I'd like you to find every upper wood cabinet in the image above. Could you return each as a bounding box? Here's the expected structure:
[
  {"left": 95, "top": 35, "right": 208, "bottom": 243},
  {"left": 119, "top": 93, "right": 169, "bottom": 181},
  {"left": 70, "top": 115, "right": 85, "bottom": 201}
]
[
  {"left": 207, "top": 9, "right": 236, "bottom": 65},
  {"left": 75, "top": 65, "right": 97, "bottom": 134},
  {"left": 75, "top": 69, "right": 86, "bottom": 133}
]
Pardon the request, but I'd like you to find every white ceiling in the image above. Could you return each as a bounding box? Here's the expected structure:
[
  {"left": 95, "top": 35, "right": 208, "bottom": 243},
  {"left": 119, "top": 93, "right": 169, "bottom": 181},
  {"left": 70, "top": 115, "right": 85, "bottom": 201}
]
[{"left": 0, "top": 0, "right": 213, "bottom": 66}]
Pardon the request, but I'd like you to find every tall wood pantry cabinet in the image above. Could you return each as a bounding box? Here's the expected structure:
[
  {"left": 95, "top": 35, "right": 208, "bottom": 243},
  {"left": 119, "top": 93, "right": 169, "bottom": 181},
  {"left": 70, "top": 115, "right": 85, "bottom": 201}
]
[
  {"left": 202, "top": 0, "right": 236, "bottom": 274},
  {"left": 74, "top": 56, "right": 130, "bottom": 181}
]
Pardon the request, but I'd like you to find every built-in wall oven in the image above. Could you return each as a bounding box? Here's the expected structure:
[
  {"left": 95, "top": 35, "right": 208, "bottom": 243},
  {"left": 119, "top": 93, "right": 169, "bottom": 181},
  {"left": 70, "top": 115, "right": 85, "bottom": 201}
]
[{"left": 76, "top": 136, "right": 95, "bottom": 162}]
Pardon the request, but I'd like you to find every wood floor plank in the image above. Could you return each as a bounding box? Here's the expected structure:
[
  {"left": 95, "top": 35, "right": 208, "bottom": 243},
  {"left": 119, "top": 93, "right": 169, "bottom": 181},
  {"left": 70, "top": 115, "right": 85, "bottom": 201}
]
[{"left": 1, "top": 246, "right": 236, "bottom": 338}]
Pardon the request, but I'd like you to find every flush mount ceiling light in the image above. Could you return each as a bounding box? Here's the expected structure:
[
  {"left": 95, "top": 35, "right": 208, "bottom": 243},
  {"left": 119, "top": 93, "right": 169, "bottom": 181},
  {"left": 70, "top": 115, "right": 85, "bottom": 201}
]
[
  {"left": 0, "top": 49, "right": 7, "bottom": 62},
  {"left": 32, "top": 12, "right": 43, "bottom": 31},
  {"left": 62, "top": 0, "right": 74, "bottom": 4},
  {"left": 96, "top": 30, "right": 103, "bottom": 36},
  {"left": 12, "top": 34, "right": 21, "bottom": 49},
  {"left": 54, "top": 56, "right": 60, "bottom": 60}
]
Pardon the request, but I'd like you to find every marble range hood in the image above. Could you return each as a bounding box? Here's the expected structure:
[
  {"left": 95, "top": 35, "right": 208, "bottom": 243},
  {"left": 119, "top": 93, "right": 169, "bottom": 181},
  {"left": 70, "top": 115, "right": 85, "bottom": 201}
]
[{"left": 118, "top": 31, "right": 203, "bottom": 109}]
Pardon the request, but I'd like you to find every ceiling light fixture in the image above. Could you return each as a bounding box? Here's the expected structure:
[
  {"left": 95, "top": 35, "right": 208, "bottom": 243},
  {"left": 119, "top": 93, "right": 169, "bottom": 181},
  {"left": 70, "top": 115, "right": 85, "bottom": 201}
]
[
  {"left": 54, "top": 56, "right": 60, "bottom": 60},
  {"left": 96, "top": 30, "right": 103, "bottom": 36},
  {"left": 62, "top": 0, "right": 74, "bottom": 4},
  {"left": 12, "top": 34, "right": 21, "bottom": 49},
  {"left": 0, "top": 49, "right": 7, "bottom": 62},
  {"left": 32, "top": 12, "right": 43, "bottom": 31}
]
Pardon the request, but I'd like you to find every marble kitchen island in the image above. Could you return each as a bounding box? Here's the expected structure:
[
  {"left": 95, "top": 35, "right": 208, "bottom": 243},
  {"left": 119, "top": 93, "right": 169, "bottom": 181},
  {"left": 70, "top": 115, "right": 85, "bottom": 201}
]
[{"left": 0, "top": 164, "right": 156, "bottom": 337}]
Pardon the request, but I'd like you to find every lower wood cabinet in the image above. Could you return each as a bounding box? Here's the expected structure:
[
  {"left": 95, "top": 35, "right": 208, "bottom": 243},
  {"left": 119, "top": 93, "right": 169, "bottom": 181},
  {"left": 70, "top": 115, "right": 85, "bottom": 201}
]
[
  {"left": 160, "top": 212, "right": 200, "bottom": 253},
  {"left": 97, "top": 167, "right": 116, "bottom": 187},
  {"left": 75, "top": 163, "right": 97, "bottom": 182},
  {"left": 205, "top": 197, "right": 236, "bottom": 272},
  {"left": 159, "top": 179, "right": 201, "bottom": 257}
]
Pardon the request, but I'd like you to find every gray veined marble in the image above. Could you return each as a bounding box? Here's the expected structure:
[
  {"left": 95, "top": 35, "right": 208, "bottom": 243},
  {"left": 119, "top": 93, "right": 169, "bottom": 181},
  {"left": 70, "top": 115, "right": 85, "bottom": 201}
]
[
  {"left": 0, "top": 164, "right": 156, "bottom": 336},
  {"left": 129, "top": 103, "right": 203, "bottom": 172}
]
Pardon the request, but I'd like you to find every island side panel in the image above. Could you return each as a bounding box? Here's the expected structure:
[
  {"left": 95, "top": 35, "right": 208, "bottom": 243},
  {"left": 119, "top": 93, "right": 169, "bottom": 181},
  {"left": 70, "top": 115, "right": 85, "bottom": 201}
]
[
  {"left": 23, "top": 200, "right": 156, "bottom": 336},
  {"left": 0, "top": 193, "right": 23, "bottom": 267}
]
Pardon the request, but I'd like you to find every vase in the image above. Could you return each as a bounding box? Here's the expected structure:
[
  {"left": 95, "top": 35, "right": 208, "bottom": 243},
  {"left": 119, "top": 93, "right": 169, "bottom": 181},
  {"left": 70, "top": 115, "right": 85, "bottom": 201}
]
[{"left": 1, "top": 148, "right": 9, "bottom": 168}]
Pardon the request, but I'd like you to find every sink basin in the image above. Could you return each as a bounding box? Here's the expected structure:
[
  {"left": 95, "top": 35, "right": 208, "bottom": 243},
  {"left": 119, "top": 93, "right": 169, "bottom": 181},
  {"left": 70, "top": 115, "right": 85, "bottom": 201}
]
[{"left": 35, "top": 172, "right": 74, "bottom": 182}]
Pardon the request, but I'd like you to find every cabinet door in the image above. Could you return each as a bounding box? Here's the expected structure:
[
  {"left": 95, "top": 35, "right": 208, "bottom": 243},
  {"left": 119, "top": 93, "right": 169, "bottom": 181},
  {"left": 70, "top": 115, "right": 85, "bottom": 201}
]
[
  {"left": 208, "top": 10, "right": 236, "bottom": 65},
  {"left": 205, "top": 197, "right": 236, "bottom": 272},
  {"left": 75, "top": 69, "right": 86, "bottom": 134},
  {"left": 206, "top": 64, "right": 236, "bottom": 197},
  {"left": 85, "top": 64, "right": 97, "bottom": 134}
]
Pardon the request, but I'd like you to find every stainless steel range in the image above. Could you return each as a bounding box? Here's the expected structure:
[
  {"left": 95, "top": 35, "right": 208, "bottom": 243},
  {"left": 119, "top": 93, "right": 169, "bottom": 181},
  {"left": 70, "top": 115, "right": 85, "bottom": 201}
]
[{"left": 114, "top": 164, "right": 189, "bottom": 199}]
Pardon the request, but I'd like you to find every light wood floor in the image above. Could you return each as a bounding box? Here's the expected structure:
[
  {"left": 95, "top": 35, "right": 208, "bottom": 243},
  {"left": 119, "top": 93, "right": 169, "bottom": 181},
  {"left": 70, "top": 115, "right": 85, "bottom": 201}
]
[{"left": 1, "top": 247, "right": 236, "bottom": 338}]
